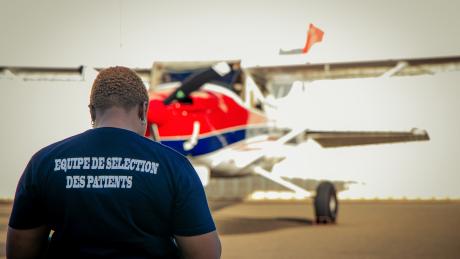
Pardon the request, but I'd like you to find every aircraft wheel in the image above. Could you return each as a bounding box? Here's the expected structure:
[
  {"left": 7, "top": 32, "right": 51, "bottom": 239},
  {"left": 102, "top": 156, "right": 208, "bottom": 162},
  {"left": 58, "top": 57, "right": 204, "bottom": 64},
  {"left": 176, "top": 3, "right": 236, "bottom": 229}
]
[{"left": 314, "top": 181, "right": 338, "bottom": 224}]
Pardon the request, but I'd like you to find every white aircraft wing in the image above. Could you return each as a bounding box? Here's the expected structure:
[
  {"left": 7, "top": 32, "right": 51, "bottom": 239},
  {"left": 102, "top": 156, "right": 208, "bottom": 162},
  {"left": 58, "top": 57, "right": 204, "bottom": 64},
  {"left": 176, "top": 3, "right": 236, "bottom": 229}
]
[
  {"left": 244, "top": 56, "right": 460, "bottom": 95},
  {"left": 295, "top": 128, "right": 430, "bottom": 148},
  {"left": 194, "top": 126, "right": 429, "bottom": 179}
]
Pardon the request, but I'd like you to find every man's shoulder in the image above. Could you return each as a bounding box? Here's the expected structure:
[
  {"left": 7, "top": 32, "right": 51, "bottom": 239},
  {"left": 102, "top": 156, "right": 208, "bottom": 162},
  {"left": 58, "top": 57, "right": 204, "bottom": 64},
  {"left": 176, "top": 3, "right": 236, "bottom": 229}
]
[{"left": 32, "top": 131, "right": 87, "bottom": 162}]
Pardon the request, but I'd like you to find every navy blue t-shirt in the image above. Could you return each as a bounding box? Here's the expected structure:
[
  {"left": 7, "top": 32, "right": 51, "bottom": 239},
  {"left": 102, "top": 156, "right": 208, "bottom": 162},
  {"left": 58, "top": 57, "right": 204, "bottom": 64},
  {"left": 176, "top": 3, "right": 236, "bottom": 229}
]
[{"left": 9, "top": 127, "right": 215, "bottom": 258}]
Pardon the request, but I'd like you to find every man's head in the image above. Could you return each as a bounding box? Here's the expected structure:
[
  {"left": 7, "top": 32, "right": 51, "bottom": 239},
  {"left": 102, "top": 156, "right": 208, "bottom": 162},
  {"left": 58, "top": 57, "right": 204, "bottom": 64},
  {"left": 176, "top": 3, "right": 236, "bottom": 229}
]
[{"left": 89, "top": 66, "right": 149, "bottom": 135}]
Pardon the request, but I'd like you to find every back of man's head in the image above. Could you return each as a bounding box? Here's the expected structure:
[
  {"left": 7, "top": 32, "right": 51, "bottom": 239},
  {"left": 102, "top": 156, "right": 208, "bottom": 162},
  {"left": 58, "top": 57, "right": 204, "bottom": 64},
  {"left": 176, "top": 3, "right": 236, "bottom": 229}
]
[{"left": 90, "top": 66, "right": 148, "bottom": 111}]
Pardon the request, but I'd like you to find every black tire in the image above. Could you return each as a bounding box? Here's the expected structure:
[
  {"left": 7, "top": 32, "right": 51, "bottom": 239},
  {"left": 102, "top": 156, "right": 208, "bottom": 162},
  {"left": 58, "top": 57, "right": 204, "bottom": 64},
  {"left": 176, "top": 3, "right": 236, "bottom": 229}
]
[{"left": 314, "top": 181, "right": 338, "bottom": 224}]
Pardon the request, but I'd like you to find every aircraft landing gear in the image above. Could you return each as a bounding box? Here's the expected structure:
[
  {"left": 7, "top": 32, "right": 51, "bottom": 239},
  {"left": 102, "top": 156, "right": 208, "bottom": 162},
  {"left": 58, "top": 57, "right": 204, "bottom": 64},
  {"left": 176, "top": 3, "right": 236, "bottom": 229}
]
[
  {"left": 314, "top": 181, "right": 338, "bottom": 224},
  {"left": 253, "top": 167, "right": 339, "bottom": 224}
]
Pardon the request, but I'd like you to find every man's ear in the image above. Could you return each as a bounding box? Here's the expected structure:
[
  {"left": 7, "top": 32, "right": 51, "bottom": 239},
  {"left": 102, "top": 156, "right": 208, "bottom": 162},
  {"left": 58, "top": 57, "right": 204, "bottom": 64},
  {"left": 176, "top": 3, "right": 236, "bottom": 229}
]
[
  {"left": 138, "top": 102, "right": 148, "bottom": 121},
  {"left": 88, "top": 105, "right": 96, "bottom": 122}
]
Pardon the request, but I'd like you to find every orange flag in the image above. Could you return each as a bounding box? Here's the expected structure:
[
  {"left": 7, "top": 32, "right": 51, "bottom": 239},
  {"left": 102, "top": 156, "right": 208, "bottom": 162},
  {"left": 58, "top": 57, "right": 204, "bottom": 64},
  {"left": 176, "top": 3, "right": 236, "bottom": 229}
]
[{"left": 302, "top": 23, "right": 324, "bottom": 54}]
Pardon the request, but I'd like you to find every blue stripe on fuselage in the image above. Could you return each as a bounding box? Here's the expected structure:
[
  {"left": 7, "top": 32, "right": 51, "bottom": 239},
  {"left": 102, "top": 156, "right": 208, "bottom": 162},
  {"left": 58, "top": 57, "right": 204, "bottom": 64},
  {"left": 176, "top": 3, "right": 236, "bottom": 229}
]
[{"left": 160, "top": 129, "right": 247, "bottom": 156}]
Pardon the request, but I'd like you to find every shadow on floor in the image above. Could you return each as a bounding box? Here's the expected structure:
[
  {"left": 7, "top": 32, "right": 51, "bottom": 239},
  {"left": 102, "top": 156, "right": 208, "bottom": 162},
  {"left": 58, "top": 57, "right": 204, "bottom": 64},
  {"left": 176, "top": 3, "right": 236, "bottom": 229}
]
[
  {"left": 216, "top": 216, "right": 313, "bottom": 235},
  {"left": 209, "top": 200, "right": 242, "bottom": 212}
]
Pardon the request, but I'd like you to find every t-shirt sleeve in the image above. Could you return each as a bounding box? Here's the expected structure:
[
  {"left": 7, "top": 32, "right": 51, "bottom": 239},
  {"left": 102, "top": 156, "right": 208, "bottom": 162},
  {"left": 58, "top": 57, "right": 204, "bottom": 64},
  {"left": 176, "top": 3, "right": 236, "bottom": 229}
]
[
  {"left": 172, "top": 158, "right": 216, "bottom": 236},
  {"left": 9, "top": 155, "right": 46, "bottom": 229}
]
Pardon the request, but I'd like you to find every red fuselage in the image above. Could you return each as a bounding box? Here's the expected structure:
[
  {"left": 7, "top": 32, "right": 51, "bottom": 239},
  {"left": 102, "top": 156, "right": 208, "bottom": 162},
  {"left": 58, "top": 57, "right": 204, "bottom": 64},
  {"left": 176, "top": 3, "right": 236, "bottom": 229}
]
[{"left": 145, "top": 85, "right": 267, "bottom": 156}]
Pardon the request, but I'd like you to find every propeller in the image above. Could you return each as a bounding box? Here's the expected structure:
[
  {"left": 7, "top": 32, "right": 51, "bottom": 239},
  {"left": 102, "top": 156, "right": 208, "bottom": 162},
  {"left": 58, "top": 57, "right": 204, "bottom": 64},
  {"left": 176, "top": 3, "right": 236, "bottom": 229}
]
[{"left": 163, "top": 62, "right": 231, "bottom": 105}]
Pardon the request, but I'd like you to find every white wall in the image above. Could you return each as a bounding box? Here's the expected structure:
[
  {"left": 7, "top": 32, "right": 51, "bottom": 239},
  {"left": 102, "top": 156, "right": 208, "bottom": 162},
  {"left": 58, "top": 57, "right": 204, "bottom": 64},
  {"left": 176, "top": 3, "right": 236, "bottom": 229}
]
[
  {"left": 1, "top": 0, "right": 459, "bottom": 67},
  {"left": 0, "top": 78, "right": 91, "bottom": 197}
]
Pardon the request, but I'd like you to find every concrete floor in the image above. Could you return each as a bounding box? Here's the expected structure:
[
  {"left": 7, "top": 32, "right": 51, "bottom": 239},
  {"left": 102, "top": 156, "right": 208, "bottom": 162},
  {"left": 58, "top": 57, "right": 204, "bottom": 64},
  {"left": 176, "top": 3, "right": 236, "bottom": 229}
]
[{"left": 2, "top": 200, "right": 460, "bottom": 258}]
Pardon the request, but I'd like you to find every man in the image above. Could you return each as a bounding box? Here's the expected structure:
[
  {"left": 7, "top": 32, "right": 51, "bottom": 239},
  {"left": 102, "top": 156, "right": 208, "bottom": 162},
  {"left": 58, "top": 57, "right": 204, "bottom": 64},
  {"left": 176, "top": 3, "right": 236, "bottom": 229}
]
[{"left": 7, "top": 67, "right": 221, "bottom": 258}]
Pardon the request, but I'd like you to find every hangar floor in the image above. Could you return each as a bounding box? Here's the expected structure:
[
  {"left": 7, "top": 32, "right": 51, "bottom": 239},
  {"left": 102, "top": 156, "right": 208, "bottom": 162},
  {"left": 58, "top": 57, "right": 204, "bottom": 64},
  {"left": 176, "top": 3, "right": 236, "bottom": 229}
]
[{"left": 2, "top": 200, "right": 460, "bottom": 258}]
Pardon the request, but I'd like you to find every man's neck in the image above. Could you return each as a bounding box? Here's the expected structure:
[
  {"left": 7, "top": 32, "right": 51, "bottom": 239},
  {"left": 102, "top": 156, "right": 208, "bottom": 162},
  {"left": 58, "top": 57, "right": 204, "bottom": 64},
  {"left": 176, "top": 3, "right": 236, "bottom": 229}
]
[
  {"left": 94, "top": 107, "right": 141, "bottom": 135},
  {"left": 95, "top": 121, "right": 138, "bottom": 134}
]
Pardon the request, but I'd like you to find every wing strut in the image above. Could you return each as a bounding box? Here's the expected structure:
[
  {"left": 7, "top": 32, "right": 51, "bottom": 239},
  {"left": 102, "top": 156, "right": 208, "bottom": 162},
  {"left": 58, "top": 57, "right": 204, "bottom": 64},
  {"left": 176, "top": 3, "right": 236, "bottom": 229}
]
[
  {"left": 253, "top": 166, "right": 311, "bottom": 198},
  {"left": 381, "top": 61, "right": 408, "bottom": 78}
]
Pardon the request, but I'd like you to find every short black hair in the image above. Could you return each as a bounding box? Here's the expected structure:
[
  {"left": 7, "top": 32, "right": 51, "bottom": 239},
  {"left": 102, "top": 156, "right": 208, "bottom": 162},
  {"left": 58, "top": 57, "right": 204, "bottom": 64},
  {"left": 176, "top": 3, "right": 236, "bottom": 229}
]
[{"left": 89, "top": 66, "right": 148, "bottom": 111}]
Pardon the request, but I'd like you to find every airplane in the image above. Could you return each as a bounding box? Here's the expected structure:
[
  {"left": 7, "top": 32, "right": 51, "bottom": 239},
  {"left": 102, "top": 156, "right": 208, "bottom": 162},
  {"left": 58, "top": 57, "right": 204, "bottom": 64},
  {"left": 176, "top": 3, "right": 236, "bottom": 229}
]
[
  {"left": 141, "top": 56, "right": 460, "bottom": 224},
  {"left": 3, "top": 56, "right": 460, "bottom": 223}
]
